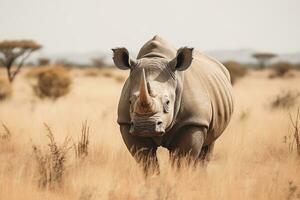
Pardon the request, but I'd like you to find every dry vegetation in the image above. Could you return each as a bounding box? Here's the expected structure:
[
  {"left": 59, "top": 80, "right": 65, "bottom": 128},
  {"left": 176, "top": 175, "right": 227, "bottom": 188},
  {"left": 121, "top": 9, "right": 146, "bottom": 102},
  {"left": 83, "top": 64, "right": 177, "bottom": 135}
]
[
  {"left": 223, "top": 61, "right": 247, "bottom": 84},
  {"left": 271, "top": 90, "right": 300, "bottom": 109},
  {"left": 32, "top": 123, "right": 71, "bottom": 189},
  {"left": 0, "top": 68, "right": 300, "bottom": 200},
  {"left": 30, "top": 66, "right": 72, "bottom": 99},
  {"left": 74, "top": 121, "right": 90, "bottom": 160},
  {"left": 269, "top": 62, "right": 295, "bottom": 78}
]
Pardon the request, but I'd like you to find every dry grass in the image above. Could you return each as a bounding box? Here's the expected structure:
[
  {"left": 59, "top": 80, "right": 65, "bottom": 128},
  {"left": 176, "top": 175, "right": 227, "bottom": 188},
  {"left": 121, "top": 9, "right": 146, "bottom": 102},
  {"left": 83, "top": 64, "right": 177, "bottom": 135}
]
[
  {"left": 32, "top": 123, "right": 71, "bottom": 189},
  {"left": 32, "top": 66, "right": 72, "bottom": 99},
  {"left": 0, "top": 77, "right": 12, "bottom": 100},
  {"left": 288, "top": 108, "right": 300, "bottom": 156},
  {"left": 74, "top": 121, "right": 90, "bottom": 160},
  {"left": 0, "top": 123, "right": 11, "bottom": 141},
  {"left": 0, "top": 68, "right": 300, "bottom": 199}
]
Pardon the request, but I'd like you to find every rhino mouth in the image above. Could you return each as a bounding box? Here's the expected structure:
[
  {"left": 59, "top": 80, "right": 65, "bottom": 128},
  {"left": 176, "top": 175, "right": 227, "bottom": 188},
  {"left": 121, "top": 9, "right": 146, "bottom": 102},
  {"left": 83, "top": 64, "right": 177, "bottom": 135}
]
[{"left": 129, "top": 114, "right": 165, "bottom": 137}]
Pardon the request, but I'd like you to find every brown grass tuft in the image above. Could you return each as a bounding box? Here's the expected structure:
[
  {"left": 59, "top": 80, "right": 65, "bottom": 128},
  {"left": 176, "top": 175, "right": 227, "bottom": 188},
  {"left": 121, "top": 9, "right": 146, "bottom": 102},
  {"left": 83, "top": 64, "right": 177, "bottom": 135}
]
[
  {"left": 239, "top": 110, "right": 250, "bottom": 121},
  {"left": 32, "top": 123, "right": 71, "bottom": 189},
  {"left": 0, "top": 123, "right": 11, "bottom": 141},
  {"left": 288, "top": 108, "right": 300, "bottom": 156},
  {"left": 101, "top": 71, "right": 113, "bottom": 78},
  {"left": 84, "top": 68, "right": 101, "bottom": 77},
  {"left": 74, "top": 121, "right": 90, "bottom": 160},
  {"left": 0, "top": 78, "right": 12, "bottom": 100},
  {"left": 271, "top": 90, "right": 300, "bottom": 109},
  {"left": 32, "top": 66, "right": 72, "bottom": 99}
]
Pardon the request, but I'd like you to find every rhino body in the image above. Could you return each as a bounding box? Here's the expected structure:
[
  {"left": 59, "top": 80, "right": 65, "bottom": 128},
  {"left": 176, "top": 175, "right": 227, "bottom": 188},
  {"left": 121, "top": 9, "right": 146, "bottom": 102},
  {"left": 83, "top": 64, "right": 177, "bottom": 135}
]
[{"left": 113, "top": 36, "right": 234, "bottom": 172}]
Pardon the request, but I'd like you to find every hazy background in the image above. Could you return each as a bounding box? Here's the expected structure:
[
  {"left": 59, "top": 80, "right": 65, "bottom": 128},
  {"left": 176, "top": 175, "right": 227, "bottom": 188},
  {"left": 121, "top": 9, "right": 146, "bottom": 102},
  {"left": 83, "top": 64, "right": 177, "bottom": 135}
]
[
  {"left": 0, "top": 0, "right": 300, "bottom": 64},
  {"left": 1, "top": 1, "right": 300, "bottom": 199}
]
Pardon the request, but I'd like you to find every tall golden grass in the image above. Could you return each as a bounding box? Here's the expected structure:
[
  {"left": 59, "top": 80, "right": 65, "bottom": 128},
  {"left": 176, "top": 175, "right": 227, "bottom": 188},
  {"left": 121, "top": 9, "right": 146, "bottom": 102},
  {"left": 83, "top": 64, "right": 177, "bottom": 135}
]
[{"left": 0, "top": 68, "right": 299, "bottom": 200}]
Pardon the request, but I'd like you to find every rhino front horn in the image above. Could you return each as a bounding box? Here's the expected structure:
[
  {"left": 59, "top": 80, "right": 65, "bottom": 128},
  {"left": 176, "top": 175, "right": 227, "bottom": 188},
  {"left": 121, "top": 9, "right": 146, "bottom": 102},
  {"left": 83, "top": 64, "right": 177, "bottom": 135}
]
[{"left": 139, "top": 69, "right": 152, "bottom": 107}]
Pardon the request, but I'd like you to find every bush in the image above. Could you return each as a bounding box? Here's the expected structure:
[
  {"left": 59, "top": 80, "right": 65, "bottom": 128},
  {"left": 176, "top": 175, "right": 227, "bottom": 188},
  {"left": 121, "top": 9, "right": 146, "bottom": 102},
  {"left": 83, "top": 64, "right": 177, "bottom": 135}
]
[
  {"left": 223, "top": 61, "right": 247, "bottom": 84},
  {"left": 84, "top": 68, "right": 100, "bottom": 77},
  {"left": 0, "top": 78, "right": 12, "bottom": 101},
  {"left": 38, "top": 57, "right": 50, "bottom": 66},
  {"left": 269, "top": 62, "right": 294, "bottom": 78},
  {"left": 33, "top": 66, "right": 72, "bottom": 99},
  {"left": 271, "top": 90, "right": 300, "bottom": 109}
]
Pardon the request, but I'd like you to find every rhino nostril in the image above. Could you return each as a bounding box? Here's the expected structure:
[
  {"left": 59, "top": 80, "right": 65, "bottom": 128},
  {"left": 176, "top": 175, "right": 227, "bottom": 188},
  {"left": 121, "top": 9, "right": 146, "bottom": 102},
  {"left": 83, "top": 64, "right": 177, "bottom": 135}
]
[{"left": 157, "top": 121, "right": 163, "bottom": 126}]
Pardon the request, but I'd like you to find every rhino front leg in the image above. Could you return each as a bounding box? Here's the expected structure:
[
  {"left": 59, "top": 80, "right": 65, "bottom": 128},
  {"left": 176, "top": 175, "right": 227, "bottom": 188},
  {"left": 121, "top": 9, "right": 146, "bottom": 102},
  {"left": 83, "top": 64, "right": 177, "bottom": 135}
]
[
  {"left": 120, "top": 125, "right": 159, "bottom": 175},
  {"left": 169, "top": 126, "right": 207, "bottom": 167},
  {"left": 199, "top": 142, "right": 215, "bottom": 162}
]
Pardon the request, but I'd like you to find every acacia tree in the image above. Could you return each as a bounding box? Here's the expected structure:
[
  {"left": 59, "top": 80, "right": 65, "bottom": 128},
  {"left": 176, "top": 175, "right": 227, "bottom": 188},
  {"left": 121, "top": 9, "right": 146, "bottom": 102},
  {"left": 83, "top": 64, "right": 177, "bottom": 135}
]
[
  {"left": 0, "top": 40, "right": 42, "bottom": 82},
  {"left": 252, "top": 52, "right": 276, "bottom": 69}
]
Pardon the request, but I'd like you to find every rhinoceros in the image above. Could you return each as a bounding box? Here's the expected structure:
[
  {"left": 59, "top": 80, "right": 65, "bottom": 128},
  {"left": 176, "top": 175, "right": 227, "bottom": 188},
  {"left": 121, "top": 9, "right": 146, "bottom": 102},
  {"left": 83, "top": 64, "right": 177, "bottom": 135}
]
[{"left": 112, "top": 36, "right": 234, "bottom": 173}]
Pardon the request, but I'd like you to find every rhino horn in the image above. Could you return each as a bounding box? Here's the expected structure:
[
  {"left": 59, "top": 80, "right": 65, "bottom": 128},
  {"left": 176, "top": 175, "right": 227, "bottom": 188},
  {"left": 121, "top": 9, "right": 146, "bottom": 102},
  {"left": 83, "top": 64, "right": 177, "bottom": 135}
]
[{"left": 139, "top": 69, "right": 153, "bottom": 107}]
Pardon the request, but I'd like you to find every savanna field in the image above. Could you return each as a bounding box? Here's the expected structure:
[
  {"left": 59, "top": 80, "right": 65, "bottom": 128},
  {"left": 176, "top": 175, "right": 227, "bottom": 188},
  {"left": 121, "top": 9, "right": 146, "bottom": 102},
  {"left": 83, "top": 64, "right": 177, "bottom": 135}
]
[{"left": 0, "top": 66, "right": 300, "bottom": 200}]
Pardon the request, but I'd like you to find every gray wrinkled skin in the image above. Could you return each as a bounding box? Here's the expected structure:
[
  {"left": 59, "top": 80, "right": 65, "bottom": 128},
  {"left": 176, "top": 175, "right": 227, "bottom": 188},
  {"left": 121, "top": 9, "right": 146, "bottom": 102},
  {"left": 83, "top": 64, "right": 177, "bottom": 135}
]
[{"left": 112, "top": 36, "right": 234, "bottom": 174}]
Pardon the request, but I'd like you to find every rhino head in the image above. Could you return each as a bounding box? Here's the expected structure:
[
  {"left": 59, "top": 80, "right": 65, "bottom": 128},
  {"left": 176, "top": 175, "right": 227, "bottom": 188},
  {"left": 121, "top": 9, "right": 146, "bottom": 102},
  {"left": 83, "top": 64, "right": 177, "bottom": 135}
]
[{"left": 112, "top": 46, "right": 193, "bottom": 137}]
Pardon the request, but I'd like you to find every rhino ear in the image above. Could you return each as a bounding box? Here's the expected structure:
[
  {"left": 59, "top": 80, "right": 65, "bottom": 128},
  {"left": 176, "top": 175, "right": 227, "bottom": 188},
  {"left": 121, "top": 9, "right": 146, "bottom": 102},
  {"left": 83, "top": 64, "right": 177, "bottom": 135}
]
[
  {"left": 169, "top": 47, "right": 194, "bottom": 71},
  {"left": 112, "top": 47, "right": 136, "bottom": 70}
]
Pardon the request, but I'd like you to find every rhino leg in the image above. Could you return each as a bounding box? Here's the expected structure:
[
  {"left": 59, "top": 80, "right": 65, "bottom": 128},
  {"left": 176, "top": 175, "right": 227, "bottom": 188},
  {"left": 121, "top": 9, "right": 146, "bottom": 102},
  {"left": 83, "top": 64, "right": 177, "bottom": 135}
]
[
  {"left": 169, "top": 126, "right": 207, "bottom": 167},
  {"left": 199, "top": 142, "right": 215, "bottom": 162},
  {"left": 120, "top": 125, "right": 159, "bottom": 175}
]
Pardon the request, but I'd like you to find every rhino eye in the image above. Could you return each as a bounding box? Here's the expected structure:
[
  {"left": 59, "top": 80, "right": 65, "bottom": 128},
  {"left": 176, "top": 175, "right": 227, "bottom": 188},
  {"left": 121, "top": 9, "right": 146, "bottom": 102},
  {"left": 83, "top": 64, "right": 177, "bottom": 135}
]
[{"left": 163, "top": 99, "right": 170, "bottom": 113}]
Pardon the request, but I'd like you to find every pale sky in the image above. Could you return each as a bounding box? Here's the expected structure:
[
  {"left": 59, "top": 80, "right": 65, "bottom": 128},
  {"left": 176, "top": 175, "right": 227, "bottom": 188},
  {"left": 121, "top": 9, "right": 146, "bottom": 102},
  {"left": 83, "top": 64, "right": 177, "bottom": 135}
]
[{"left": 0, "top": 0, "right": 299, "bottom": 55}]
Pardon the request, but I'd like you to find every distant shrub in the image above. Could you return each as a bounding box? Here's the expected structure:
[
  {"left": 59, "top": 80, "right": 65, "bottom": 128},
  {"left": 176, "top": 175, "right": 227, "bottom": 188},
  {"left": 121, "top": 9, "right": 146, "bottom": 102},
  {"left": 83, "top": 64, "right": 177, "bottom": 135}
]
[
  {"left": 223, "top": 61, "right": 247, "bottom": 84},
  {"left": 91, "top": 57, "right": 106, "bottom": 68},
  {"left": 84, "top": 68, "right": 100, "bottom": 77},
  {"left": 38, "top": 58, "right": 51, "bottom": 66},
  {"left": 101, "top": 70, "right": 113, "bottom": 78},
  {"left": 271, "top": 90, "right": 300, "bottom": 109},
  {"left": 269, "top": 62, "right": 294, "bottom": 78},
  {"left": 33, "top": 66, "right": 72, "bottom": 99},
  {"left": 0, "top": 78, "right": 12, "bottom": 101},
  {"left": 115, "top": 75, "right": 125, "bottom": 83}
]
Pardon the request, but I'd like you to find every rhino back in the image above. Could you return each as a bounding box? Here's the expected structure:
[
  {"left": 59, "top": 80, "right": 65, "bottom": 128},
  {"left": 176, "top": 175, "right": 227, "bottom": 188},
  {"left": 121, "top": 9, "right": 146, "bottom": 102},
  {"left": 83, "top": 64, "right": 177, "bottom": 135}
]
[
  {"left": 137, "top": 35, "right": 176, "bottom": 60},
  {"left": 176, "top": 50, "right": 234, "bottom": 144}
]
